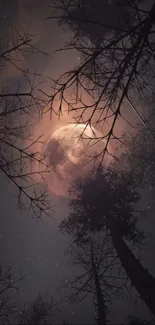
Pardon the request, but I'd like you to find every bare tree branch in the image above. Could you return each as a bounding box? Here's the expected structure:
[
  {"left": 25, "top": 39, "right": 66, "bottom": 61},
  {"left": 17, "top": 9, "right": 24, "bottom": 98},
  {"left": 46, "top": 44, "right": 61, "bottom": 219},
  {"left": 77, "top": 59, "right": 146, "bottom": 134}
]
[
  {"left": 47, "top": 0, "right": 155, "bottom": 163},
  {"left": 0, "top": 262, "right": 26, "bottom": 325},
  {"left": 0, "top": 26, "right": 54, "bottom": 219},
  {"left": 17, "top": 293, "right": 58, "bottom": 325},
  {"left": 63, "top": 233, "right": 126, "bottom": 324}
]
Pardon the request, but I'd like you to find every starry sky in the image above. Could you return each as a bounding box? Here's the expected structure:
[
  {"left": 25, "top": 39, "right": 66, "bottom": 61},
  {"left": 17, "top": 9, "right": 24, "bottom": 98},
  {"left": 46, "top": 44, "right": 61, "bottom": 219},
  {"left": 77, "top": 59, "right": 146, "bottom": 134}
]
[{"left": 0, "top": 0, "right": 155, "bottom": 323}]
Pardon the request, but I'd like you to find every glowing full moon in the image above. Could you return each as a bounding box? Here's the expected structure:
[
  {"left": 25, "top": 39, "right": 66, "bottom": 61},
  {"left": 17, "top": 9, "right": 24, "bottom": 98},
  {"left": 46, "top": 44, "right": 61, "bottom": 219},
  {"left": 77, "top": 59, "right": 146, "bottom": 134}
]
[{"left": 42, "top": 123, "right": 111, "bottom": 197}]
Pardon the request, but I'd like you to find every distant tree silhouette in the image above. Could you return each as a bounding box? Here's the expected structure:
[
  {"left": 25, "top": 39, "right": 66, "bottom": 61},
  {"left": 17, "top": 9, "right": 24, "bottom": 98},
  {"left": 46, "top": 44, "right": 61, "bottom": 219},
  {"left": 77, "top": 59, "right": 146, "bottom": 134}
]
[
  {"left": 0, "top": 262, "right": 65, "bottom": 325},
  {"left": 60, "top": 166, "right": 155, "bottom": 317},
  {"left": 0, "top": 262, "right": 25, "bottom": 324},
  {"left": 17, "top": 293, "right": 57, "bottom": 325},
  {"left": 126, "top": 315, "right": 154, "bottom": 325},
  {"left": 0, "top": 26, "right": 53, "bottom": 219},
  {"left": 48, "top": 0, "right": 155, "bottom": 163},
  {"left": 64, "top": 233, "right": 124, "bottom": 325}
]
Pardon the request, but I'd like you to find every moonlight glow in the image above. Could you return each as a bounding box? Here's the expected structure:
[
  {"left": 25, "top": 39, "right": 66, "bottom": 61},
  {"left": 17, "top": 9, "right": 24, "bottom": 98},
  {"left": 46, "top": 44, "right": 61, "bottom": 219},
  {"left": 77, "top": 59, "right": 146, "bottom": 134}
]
[{"left": 41, "top": 123, "right": 111, "bottom": 197}]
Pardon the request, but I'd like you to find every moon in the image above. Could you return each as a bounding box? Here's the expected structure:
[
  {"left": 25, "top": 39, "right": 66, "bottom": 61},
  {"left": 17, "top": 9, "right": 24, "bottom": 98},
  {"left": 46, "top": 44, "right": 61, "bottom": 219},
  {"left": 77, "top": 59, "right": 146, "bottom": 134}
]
[{"left": 42, "top": 123, "right": 111, "bottom": 197}]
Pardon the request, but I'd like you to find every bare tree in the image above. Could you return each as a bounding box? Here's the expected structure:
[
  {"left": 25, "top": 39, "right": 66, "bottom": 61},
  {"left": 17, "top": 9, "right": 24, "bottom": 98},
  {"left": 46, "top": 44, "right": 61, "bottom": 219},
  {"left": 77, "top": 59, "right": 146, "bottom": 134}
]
[
  {"left": 47, "top": 0, "right": 155, "bottom": 163},
  {"left": 17, "top": 293, "right": 57, "bottom": 325},
  {"left": 0, "top": 26, "right": 54, "bottom": 219},
  {"left": 60, "top": 166, "right": 155, "bottom": 318},
  {"left": 0, "top": 262, "right": 65, "bottom": 325},
  {"left": 0, "top": 262, "right": 25, "bottom": 325},
  {"left": 0, "top": 265, "right": 60, "bottom": 325},
  {"left": 64, "top": 233, "right": 124, "bottom": 325}
]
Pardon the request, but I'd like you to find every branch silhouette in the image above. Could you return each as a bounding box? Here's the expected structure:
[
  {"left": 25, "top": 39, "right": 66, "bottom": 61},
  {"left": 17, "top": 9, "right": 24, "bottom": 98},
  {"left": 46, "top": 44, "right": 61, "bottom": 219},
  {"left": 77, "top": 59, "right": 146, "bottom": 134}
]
[
  {"left": 0, "top": 26, "right": 53, "bottom": 219},
  {"left": 47, "top": 0, "right": 155, "bottom": 163}
]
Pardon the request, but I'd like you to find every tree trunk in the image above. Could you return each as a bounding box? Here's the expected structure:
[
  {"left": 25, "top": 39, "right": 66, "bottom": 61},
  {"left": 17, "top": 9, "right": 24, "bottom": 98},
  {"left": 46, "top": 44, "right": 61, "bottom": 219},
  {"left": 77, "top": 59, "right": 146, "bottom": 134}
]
[
  {"left": 90, "top": 242, "right": 107, "bottom": 325},
  {"left": 108, "top": 219, "right": 155, "bottom": 317}
]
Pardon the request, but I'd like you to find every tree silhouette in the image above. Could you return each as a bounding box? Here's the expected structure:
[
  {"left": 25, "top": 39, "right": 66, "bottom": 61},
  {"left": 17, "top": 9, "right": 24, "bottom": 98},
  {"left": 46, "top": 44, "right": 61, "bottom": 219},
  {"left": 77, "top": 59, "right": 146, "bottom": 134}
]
[
  {"left": 0, "top": 262, "right": 65, "bottom": 325},
  {"left": 18, "top": 295, "right": 71, "bottom": 325},
  {"left": 48, "top": 0, "right": 155, "bottom": 163},
  {"left": 118, "top": 126, "right": 155, "bottom": 189},
  {"left": 60, "top": 166, "right": 155, "bottom": 317},
  {"left": 125, "top": 315, "right": 154, "bottom": 325},
  {"left": 0, "top": 262, "right": 25, "bottom": 324},
  {"left": 64, "top": 233, "right": 124, "bottom": 325},
  {"left": 0, "top": 26, "right": 53, "bottom": 219},
  {"left": 52, "top": 0, "right": 136, "bottom": 44},
  {"left": 17, "top": 293, "right": 57, "bottom": 325}
]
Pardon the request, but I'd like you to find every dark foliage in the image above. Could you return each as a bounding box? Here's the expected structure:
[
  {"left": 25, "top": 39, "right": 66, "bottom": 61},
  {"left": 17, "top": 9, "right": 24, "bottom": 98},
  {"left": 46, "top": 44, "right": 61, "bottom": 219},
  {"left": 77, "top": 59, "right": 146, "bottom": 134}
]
[
  {"left": 61, "top": 166, "right": 144, "bottom": 244},
  {"left": 60, "top": 166, "right": 155, "bottom": 316}
]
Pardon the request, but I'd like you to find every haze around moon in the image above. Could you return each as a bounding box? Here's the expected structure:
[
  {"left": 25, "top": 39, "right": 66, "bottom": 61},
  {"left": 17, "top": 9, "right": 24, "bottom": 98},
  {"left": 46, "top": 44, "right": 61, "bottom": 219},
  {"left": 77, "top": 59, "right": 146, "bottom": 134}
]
[{"left": 41, "top": 123, "right": 112, "bottom": 198}]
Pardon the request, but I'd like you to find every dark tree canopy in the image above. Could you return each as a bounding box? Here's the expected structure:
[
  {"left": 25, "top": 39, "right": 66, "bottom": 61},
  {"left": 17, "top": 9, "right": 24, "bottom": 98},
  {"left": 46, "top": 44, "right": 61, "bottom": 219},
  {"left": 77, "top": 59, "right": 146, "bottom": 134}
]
[
  {"left": 58, "top": 0, "right": 137, "bottom": 44},
  {"left": 119, "top": 126, "right": 155, "bottom": 188},
  {"left": 61, "top": 166, "right": 144, "bottom": 244},
  {"left": 60, "top": 165, "right": 155, "bottom": 317}
]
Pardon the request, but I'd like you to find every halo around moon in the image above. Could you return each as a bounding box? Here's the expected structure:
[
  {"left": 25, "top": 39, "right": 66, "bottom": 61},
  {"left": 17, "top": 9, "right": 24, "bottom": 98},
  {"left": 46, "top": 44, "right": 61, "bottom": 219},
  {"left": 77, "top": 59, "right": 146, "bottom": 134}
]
[{"left": 41, "top": 123, "right": 111, "bottom": 198}]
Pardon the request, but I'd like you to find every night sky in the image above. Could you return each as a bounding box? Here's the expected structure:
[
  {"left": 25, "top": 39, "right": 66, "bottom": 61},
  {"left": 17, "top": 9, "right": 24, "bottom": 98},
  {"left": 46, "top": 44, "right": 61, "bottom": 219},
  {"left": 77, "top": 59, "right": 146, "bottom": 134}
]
[{"left": 0, "top": 0, "right": 155, "bottom": 324}]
